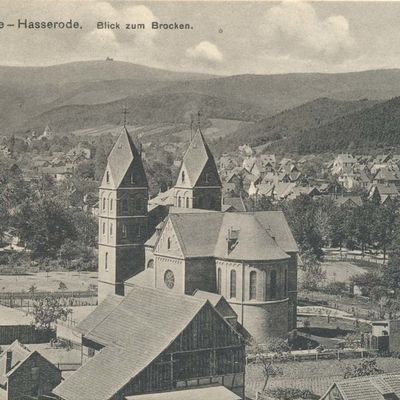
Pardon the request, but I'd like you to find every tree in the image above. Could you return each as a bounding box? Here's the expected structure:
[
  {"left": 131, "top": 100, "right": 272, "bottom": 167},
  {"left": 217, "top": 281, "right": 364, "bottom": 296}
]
[
  {"left": 31, "top": 297, "right": 72, "bottom": 331},
  {"left": 282, "top": 195, "right": 324, "bottom": 259},
  {"left": 266, "top": 387, "right": 319, "bottom": 400},
  {"left": 382, "top": 251, "right": 400, "bottom": 291},
  {"left": 58, "top": 281, "right": 67, "bottom": 291},
  {"left": 350, "top": 272, "right": 383, "bottom": 297},
  {"left": 248, "top": 338, "right": 291, "bottom": 393},
  {"left": 28, "top": 284, "right": 37, "bottom": 296},
  {"left": 343, "top": 359, "right": 383, "bottom": 379},
  {"left": 300, "top": 252, "right": 326, "bottom": 291}
]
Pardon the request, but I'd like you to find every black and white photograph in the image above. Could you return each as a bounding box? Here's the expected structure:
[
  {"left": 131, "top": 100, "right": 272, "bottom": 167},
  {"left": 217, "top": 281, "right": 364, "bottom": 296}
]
[{"left": 3, "top": 1, "right": 400, "bottom": 399}]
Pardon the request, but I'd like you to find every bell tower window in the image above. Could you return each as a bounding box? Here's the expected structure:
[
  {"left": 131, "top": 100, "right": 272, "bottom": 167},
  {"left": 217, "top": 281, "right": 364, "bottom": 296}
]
[
  {"left": 181, "top": 171, "right": 185, "bottom": 183},
  {"left": 186, "top": 197, "right": 189, "bottom": 208},
  {"left": 167, "top": 237, "right": 171, "bottom": 250},
  {"left": 106, "top": 171, "right": 109, "bottom": 183},
  {"left": 105, "top": 252, "right": 108, "bottom": 270},
  {"left": 121, "top": 224, "right": 127, "bottom": 238}
]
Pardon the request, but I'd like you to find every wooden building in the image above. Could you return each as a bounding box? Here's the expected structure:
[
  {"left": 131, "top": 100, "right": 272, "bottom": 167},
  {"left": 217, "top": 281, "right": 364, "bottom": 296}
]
[{"left": 53, "top": 285, "right": 245, "bottom": 400}]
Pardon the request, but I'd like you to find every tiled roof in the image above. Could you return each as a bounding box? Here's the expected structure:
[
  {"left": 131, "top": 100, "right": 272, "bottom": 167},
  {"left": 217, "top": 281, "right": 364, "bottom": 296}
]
[
  {"left": 324, "top": 374, "right": 400, "bottom": 400},
  {"left": 176, "top": 128, "right": 221, "bottom": 188},
  {"left": 55, "top": 286, "right": 208, "bottom": 400},
  {"left": 160, "top": 210, "right": 296, "bottom": 261},
  {"left": 125, "top": 386, "right": 241, "bottom": 400},
  {"left": 101, "top": 127, "right": 147, "bottom": 189}
]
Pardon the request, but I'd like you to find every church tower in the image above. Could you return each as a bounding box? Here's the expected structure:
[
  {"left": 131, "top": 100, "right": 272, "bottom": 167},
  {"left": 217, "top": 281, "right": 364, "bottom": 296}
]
[
  {"left": 98, "top": 127, "right": 148, "bottom": 302},
  {"left": 174, "top": 127, "right": 222, "bottom": 211}
]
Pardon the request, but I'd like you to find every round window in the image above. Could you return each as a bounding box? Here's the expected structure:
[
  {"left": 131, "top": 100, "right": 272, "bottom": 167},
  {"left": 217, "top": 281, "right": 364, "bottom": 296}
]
[{"left": 164, "top": 270, "right": 175, "bottom": 289}]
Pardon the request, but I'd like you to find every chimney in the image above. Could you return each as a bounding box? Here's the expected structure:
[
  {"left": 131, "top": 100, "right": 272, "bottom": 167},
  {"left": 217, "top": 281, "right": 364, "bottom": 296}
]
[
  {"left": 227, "top": 228, "right": 239, "bottom": 254},
  {"left": 6, "top": 351, "right": 12, "bottom": 373}
]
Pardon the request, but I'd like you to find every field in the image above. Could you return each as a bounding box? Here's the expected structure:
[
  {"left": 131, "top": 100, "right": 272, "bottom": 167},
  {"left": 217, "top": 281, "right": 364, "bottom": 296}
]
[
  {"left": 0, "top": 271, "right": 98, "bottom": 293},
  {"left": 320, "top": 261, "right": 368, "bottom": 283},
  {"left": 246, "top": 357, "right": 400, "bottom": 398}
]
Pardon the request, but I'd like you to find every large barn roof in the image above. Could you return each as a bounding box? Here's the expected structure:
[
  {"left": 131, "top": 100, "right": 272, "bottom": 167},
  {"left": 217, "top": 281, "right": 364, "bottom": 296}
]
[{"left": 55, "top": 286, "right": 210, "bottom": 400}]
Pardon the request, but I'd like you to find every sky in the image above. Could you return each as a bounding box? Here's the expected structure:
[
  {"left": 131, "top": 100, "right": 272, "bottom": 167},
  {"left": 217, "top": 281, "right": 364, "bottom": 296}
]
[{"left": 3, "top": 1, "right": 400, "bottom": 75}]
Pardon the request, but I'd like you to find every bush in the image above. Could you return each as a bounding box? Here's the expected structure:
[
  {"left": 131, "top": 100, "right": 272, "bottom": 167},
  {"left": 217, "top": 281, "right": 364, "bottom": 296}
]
[{"left": 266, "top": 387, "right": 319, "bottom": 400}]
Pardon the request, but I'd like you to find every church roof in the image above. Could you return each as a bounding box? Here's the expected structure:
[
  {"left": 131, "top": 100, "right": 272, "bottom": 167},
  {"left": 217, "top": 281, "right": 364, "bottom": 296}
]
[
  {"left": 101, "top": 127, "right": 147, "bottom": 189},
  {"left": 0, "top": 340, "right": 31, "bottom": 385},
  {"left": 56, "top": 286, "right": 210, "bottom": 400},
  {"left": 160, "top": 211, "right": 296, "bottom": 261},
  {"left": 176, "top": 128, "right": 221, "bottom": 188}
]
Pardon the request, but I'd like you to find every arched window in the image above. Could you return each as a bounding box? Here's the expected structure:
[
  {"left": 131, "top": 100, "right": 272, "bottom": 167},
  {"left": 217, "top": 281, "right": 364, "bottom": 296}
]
[
  {"left": 250, "top": 271, "right": 257, "bottom": 300},
  {"left": 167, "top": 237, "right": 171, "bottom": 250},
  {"left": 110, "top": 199, "right": 113, "bottom": 211},
  {"left": 110, "top": 223, "right": 113, "bottom": 236},
  {"left": 106, "top": 171, "right": 110, "bottom": 183},
  {"left": 147, "top": 259, "right": 154, "bottom": 269},
  {"left": 217, "top": 268, "right": 222, "bottom": 294},
  {"left": 130, "top": 173, "right": 134, "bottom": 184},
  {"left": 186, "top": 197, "right": 190, "bottom": 208},
  {"left": 102, "top": 222, "right": 105, "bottom": 235},
  {"left": 102, "top": 198, "right": 106, "bottom": 210},
  {"left": 181, "top": 171, "right": 185, "bottom": 183},
  {"left": 270, "top": 270, "right": 277, "bottom": 299},
  {"left": 230, "top": 270, "right": 236, "bottom": 299},
  {"left": 178, "top": 196, "right": 182, "bottom": 208},
  {"left": 121, "top": 224, "right": 127, "bottom": 238},
  {"left": 105, "top": 252, "right": 108, "bottom": 270}
]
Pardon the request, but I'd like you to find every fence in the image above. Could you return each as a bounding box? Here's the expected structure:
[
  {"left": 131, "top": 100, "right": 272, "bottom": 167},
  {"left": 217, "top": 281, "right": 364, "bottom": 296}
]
[{"left": 0, "top": 291, "right": 98, "bottom": 309}]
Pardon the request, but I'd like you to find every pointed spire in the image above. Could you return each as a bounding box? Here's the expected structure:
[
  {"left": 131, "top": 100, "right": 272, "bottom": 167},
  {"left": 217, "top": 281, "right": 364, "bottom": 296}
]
[
  {"left": 101, "top": 125, "right": 147, "bottom": 189},
  {"left": 176, "top": 126, "right": 221, "bottom": 188}
]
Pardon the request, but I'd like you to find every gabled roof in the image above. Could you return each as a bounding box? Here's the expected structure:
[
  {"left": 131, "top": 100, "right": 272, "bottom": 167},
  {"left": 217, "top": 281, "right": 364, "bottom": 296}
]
[
  {"left": 54, "top": 286, "right": 221, "bottom": 400},
  {"left": 222, "top": 196, "right": 247, "bottom": 212},
  {"left": 0, "top": 340, "right": 31, "bottom": 385},
  {"left": 157, "top": 210, "right": 296, "bottom": 261},
  {"left": 176, "top": 128, "right": 221, "bottom": 188},
  {"left": 322, "top": 374, "right": 400, "bottom": 400},
  {"left": 101, "top": 127, "right": 147, "bottom": 189}
]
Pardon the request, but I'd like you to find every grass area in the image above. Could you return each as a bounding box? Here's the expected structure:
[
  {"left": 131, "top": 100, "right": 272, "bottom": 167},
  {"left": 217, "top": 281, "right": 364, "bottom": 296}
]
[
  {"left": 246, "top": 357, "right": 400, "bottom": 398},
  {"left": 319, "top": 261, "right": 368, "bottom": 283},
  {"left": 0, "top": 271, "right": 98, "bottom": 293}
]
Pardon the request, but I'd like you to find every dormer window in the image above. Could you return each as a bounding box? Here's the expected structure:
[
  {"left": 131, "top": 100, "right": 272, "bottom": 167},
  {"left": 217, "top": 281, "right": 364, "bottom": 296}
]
[{"left": 181, "top": 171, "right": 185, "bottom": 183}]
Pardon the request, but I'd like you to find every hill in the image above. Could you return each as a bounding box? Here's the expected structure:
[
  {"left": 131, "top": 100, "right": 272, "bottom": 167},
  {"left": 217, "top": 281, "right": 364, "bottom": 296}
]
[
  {"left": 213, "top": 98, "right": 381, "bottom": 152},
  {"left": 280, "top": 96, "right": 400, "bottom": 154},
  {"left": 158, "top": 69, "right": 400, "bottom": 115},
  {"left": 23, "top": 92, "right": 264, "bottom": 134}
]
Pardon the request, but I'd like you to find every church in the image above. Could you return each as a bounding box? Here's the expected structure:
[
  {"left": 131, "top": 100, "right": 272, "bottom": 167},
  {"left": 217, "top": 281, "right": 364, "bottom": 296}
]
[{"left": 97, "top": 124, "right": 299, "bottom": 343}]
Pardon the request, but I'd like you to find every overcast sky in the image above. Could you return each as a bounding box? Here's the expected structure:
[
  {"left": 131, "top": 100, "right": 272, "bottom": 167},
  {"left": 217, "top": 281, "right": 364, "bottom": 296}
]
[{"left": 4, "top": 1, "right": 400, "bottom": 75}]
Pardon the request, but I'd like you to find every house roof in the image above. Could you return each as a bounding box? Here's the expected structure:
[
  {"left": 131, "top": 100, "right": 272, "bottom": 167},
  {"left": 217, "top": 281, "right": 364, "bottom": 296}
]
[
  {"left": 0, "top": 340, "right": 31, "bottom": 385},
  {"left": 323, "top": 374, "right": 400, "bottom": 400},
  {"left": 222, "top": 196, "right": 247, "bottom": 212},
  {"left": 157, "top": 210, "right": 296, "bottom": 261},
  {"left": 335, "top": 196, "right": 363, "bottom": 207},
  {"left": 125, "top": 386, "right": 241, "bottom": 400},
  {"left": 176, "top": 128, "right": 221, "bottom": 188},
  {"left": 55, "top": 286, "right": 209, "bottom": 400},
  {"left": 101, "top": 127, "right": 147, "bottom": 189},
  {"left": 0, "top": 304, "right": 32, "bottom": 326}
]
